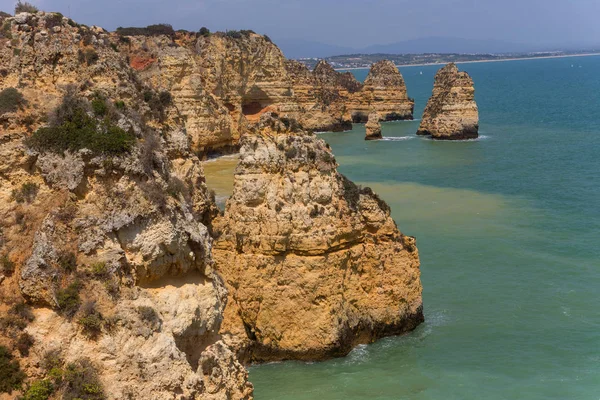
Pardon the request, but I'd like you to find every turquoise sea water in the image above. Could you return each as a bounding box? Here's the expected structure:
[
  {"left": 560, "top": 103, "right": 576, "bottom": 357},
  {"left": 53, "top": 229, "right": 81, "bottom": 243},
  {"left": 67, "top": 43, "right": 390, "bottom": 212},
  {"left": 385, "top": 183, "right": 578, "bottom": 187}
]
[{"left": 247, "top": 56, "right": 600, "bottom": 399}]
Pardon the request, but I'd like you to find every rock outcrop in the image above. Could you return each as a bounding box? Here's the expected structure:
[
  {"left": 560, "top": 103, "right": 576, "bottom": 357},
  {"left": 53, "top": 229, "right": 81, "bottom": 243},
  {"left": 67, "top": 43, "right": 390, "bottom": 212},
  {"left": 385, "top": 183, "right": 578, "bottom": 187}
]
[
  {"left": 120, "top": 33, "right": 413, "bottom": 152},
  {"left": 365, "top": 112, "right": 382, "bottom": 140},
  {"left": 213, "top": 113, "right": 423, "bottom": 362},
  {"left": 0, "top": 12, "right": 252, "bottom": 399},
  {"left": 350, "top": 60, "right": 414, "bottom": 122},
  {"left": 417, "top": 63, "right": 479, "bottom": 139}
]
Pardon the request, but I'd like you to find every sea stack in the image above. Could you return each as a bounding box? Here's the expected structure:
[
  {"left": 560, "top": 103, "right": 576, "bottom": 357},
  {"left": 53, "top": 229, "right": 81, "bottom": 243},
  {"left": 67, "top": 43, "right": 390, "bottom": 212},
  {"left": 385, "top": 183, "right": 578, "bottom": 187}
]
[
  {"left": 213, "top": 112, "right": 423, "bottom": 362},
  {"left": 417, "top": 63, "right": 479, "bottom": 139},
  {"left": 365, "top": 112, "right": 382, "bottom": 140},
  {"left": 351, "top": 60, "right": 414, "bottom": 122}
]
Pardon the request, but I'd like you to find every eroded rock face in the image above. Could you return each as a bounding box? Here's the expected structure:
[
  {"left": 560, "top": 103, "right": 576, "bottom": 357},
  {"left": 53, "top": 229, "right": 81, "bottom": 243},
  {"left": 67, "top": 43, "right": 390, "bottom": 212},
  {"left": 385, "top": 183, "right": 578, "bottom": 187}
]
[
  {"left": 213, "top": 113, "right": 423, "bottom": 362},
  {"left": 417, "top": 63, "right": 479, "bottom": 139},
  {"left": 122, "top": 33, "right": 413, "bottom": 150},
  {"left": 365, "top": 112, "right": 382, "bottom": 140},
  {"left": 0, "top": 12, "right": 252, "bottom": 399},
  {"left": 350, "top": 60, "right": 414, "bottom": 122}
]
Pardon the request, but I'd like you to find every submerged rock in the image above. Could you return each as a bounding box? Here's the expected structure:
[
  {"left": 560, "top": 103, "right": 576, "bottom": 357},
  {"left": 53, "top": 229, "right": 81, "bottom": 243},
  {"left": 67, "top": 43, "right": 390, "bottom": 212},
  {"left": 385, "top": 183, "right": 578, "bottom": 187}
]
[
  {"left": 365, "top": 112, "right": 382, "bottom": 140},
  {"left": 213, "top": 113, "right": 423, "bottom": 362},
  {"left": 417, "top": 63, "right": 479, "bottom": 139}
]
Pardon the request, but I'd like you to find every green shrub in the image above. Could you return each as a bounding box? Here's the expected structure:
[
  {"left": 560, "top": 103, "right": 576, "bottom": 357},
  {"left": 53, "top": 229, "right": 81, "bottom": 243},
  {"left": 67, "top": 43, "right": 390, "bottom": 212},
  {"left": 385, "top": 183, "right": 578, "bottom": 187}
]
[
  {"left": 137, "top": 305, "right": 160, "bottom": 327},
  {"left": 11, "top": 182, "right": 39, "bottom": 203},
  {"left": 0, "top": 254, "right": 15, "bottom": 275},
  {"left": 62, "top": 359, "right": 105, "bottom": 400},
  {"left": 57, "top": 251, "right": 77, "bottom": 273},
  {"left": 0, "top": 346, "right": 25, "bottom": 393},
  {"left": 116, "top": 24, "right": 174, "bottom": 38},
  {"left": 14, "top": 1, "right": 38, "bottom": 14},
  {"left": 81, "top": 48, "right": 99, "bottom": 65},
  {"left": 78, "top": 301, "right": 103, "bottom": 338},
  {"left": 16, "top": 332, "right": 34, "bottom": 356},
  {"left": 91, "top": 97, "right": 107, "bottom": 117},
  {"left": 22, "top": 379, "right": 54, "bottom": 400},
  {"left": 56, "top": 282, "right": 81, "bottom": 318},
  {"left": 198, "top": 27, "right": 210, "bottom": 37},
  {"left": 90, "top": 262, "right": 109, "bottom": 279},
  {"left": 114, "top": 100, "right": 125, "bottom": 110},
  {"left": 26, "top": 95, "right": 135, "bottom": 156},
  {"left": 285, "top": 147, "right": 298, "bottom": 159},
  {"left": 45, "top": 13, "right": 63, "bottom": 30},
  {"left": 109, "top": 42, "right": 118, "bottom": 52},
  {"left": 0, "top": 87, "right": 25, "bottom": 114},
  {"left": 9, "top": 302, "right": 34, "bottom": 322}
]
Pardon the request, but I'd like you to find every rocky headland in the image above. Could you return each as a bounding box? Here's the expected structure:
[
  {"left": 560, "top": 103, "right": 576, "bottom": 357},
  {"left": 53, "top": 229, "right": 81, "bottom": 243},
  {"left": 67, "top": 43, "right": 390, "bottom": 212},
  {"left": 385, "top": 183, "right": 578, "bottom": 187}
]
[
  {"left": 416, "top": 63, "right": 479, "bottom": 139},
  {"left": 0, "top": 10, "right": 423, "bottom": 399}
]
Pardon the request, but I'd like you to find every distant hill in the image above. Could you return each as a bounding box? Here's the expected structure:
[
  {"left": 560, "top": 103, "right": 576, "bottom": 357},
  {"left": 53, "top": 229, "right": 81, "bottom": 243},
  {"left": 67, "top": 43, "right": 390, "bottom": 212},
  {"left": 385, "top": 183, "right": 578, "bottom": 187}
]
[
  {"left": 273, "top": 38, "right": 354, "bottom": 59},
  {"left": 274, "top": 36, "right": 536, "bottom": 59}
]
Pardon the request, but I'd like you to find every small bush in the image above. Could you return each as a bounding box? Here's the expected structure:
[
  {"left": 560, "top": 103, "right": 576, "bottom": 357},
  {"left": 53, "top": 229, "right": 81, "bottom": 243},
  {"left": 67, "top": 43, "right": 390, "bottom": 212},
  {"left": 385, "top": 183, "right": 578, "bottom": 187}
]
[
  {"left": 0, "top": 346, "right": 25, "bottom": 394},
  {"left": 11, "top": 182, "right": 39, "bottom": 203},
  {"left": 91, "top": 97, "right": 107, "bottom": 117},
  {"left": 0, "top": 87, "right": 25, "bottom": 115},
  {"left": 116, "top": 24, "right": 174, "bottom": 38},
  {"left": 9, "top": 302, "right": 35, "bottom": 323},
  {"left": 114, "top": 100, "right": 125, "bottom": 110},
  {"left": 62, "top": 359, "right": 105, "bottom": 400},
  {"left": 81, "top": 48, "right": 99, "bottom": 65},
  {"left": 158, "top": 90, "right": 172, "bottom": 106},
  {"left": 27, "top": 92, "right": 136, "bottom": 156},
  {"left": 137, "top": 306, "right": 160, "bottom": 327},
  {"left": 109, "top": 42, "right": 118, "bottom": 52},
  {"left": 78, "top": 301, "right": 103, "bottom": 339},
  {"left": 90, "top": 262, "right": 109, "bottom": 279},
  {"left": 22, "top": 379, "right": 54, "bottom": 400},
  {"left": 56, "top": 282, "right": 81, "bottom": 318},
  {"left": 0, "top": 254, "right": 15, "bottom": 275},
  {"left": 285, "top": 147, "right": 298, "bottom": 159},
  {"left": 14, "top": 1, "right": 38, "bottom": 14},
  {"left": 45, "top": 13, "right": 63, "bottom": 30},
  {"left": 198, "top": 27, "right": 210, "bottom": 37},
  {"left": 57, "top": 251, "right": 77, "bottom": 273},
  {"left": 225, "top": 30, "right": 242, "bottom": 39},
  {"left": 16, "top": 332, "right": 34, "bottom": 356},
  {"left": 263, "top": 34, "right": 272, "bottom": 43},
  {"left": 55, "top": 202, "right": 77, "bottom": 222}
]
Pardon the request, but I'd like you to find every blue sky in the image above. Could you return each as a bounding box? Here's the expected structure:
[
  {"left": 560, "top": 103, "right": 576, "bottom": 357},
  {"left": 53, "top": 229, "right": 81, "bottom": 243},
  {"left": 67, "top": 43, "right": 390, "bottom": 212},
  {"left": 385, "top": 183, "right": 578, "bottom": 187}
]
[{"left": 2, "top": 0, "right": 599, "bottom": 49}]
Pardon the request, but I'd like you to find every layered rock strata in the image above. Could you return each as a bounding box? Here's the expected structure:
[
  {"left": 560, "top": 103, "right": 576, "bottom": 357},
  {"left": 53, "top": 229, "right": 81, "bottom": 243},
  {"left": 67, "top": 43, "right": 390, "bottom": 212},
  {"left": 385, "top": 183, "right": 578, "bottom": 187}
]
[
  {"left": 120, "top": 33, "right": 413, "bottom": 152},
  {"left": 349, "top": 60, "right": 414, "bottom": 122},
  {"left": 417, "top": 63, "right": 479, "bottom": 139},
  {"left": 365, "top": 112, "right": 382, "bottom": 140},
  {"left": 0, "top": 12, "right": 252, "bottom": 399},
  {"left": 213, "top": 113, "right": 423, "bottom": 362}
]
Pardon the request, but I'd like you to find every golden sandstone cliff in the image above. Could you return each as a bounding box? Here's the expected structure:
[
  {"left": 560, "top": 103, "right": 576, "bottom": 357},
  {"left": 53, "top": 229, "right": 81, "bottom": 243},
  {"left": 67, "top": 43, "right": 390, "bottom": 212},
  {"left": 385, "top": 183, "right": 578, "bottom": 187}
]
[
  {"left": 0, "top": 10, "right": 423, "bottom": 399},
  {"left": 0, "top": 12, "right": 251, "bottom": 399},
  {"left": 417, "top": 63, "right": 479, "bottom": 139},
  {"left": 120, "top": 33, "right": 414, "bottom": 154},
  {"left": 213, "top": 113, "right": 423, "bottom": 362},
  {"left": 365, "top": 112, "right": 383, "bottom": 140}
]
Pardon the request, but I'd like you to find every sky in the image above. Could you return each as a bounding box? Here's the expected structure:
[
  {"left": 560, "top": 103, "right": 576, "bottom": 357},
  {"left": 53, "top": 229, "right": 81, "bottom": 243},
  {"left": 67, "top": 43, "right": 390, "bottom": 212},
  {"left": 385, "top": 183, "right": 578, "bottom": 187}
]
[{"left": 1, "top": 0, "right": 599, "bottom": 51}]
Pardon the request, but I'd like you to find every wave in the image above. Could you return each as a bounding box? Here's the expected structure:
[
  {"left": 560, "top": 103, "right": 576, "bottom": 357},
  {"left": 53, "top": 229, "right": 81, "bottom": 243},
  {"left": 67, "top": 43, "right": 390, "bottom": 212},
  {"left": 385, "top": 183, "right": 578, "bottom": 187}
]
[
  {"left": 420, "top": 134, "right": 490, "bottom": 142},
  {"left": 380, "top": 136, "right": 415, "bottom": 141}
]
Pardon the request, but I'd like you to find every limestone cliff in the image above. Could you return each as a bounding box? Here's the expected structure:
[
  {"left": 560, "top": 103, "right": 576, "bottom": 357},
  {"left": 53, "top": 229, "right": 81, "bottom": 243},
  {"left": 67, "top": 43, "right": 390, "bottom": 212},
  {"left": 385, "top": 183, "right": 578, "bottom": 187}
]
[
  {"left": 417, "top": 63, "right": 479, "bottom": 139},
  {"left": 120, "top": 33, "right": 413, "bottom": 151},
  {"left": 213, "top": 113, "right": 423, "bottom": 362},
  {"left": 351, "top": 60, "right": 414, "bottom": 122},
  {"left": 0, "top": 12, "right": 251, "bottom": 399},
  {"left": 365, "top": 112, "right": 382, "bottom": 140}
]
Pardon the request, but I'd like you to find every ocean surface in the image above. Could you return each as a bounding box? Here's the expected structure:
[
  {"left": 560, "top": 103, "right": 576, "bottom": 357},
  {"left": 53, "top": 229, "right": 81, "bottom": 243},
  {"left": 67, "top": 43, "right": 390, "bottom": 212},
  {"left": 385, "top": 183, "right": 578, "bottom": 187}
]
[{"left": 203, "top": 56, "right": 600, "bottom": 399}]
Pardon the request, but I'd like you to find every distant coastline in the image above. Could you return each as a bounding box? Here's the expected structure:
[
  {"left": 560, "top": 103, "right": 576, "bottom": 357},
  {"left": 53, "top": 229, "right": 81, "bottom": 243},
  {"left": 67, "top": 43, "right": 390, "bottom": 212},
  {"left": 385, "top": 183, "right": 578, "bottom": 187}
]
[{"left": 334, "top": 52, "right": 600, "bottom": 70}]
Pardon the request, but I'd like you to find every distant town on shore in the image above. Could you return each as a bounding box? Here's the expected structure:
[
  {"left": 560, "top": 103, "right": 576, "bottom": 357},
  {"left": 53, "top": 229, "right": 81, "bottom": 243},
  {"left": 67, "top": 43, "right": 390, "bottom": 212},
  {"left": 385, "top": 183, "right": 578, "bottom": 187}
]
[{"left": 297, "top": 50, "right": 600, "bottom": 69}]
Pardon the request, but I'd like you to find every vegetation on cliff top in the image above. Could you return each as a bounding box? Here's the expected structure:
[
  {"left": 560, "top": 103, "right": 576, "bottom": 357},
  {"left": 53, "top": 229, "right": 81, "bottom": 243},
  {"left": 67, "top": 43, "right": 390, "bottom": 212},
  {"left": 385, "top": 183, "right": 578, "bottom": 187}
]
[
  {"left": 0, "top": 346, "right": 25, "bottom": 394},
  {"left": 14, "top": 1, "right": 38, "bottom": 14}
]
